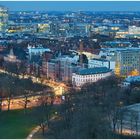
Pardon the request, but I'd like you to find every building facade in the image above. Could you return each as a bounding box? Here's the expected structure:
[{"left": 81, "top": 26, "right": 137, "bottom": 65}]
[
  {"left": 100, "top": 41, "right": 132, "bottom": 48},
  {"left": 88, "top": 58, "right": 115, "bottom": 70},
  {"left": 114, "top": 48, "right": 140, "bottom": 77},
  {"left": 27, "top": 44, "right": 51, "bottom": 60},
  {"left": 43, "top": 57, "right": 80, "bottom": 82}
]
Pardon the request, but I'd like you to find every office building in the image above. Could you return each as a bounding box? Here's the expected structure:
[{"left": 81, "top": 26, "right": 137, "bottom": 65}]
[{"left": 114, "top": 48, "right": 140, "bottom": 77}]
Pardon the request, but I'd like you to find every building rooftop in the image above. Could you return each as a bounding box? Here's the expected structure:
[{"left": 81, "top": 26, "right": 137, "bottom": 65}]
[
  {"left": 125, "top": 76, "right": 140, "bottom": 83},
  {"left": 76, "top": 67, "right": 111, "bottom": 75},
  {"left": 101, "top": 47, "right": 140, "bottom": 52},
  {"left": 104, "top": 41, "right": 131, "bottom": 44},
  {"left": 91, "top": 58, "right": 109, "bottom": 62}
]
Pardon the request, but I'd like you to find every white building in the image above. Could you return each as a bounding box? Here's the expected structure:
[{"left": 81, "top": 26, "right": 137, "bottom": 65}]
[
  {"left": 28, "top": 44, "right": 51, "bottom": 60},
  {"left": 129, "top": 26, "right": 140, "bottom": 34},
  {"left": 72, "top": 67, "right": 112, "bottom": 87},
  {"left": 88, "top": 58, "right": 115, "bottom": 70}
]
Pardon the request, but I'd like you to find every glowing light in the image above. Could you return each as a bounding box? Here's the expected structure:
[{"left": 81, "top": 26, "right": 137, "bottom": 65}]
[
  {"left": 115, "top": 62, "right": 120, "bottom": 76},
  {"left": 129, "top": 69, "right": 139, "bottom": 76}
]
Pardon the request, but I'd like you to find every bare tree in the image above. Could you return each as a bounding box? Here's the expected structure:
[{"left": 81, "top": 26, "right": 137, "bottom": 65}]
[
  {"left": 22, "top": 90, "right": 30, "bottom": 114},
  {"left": 35, "top": 90, "right": 54, "bottom": 135},
  {"left": 133, "top": 111, "right": 139, "bottom": 136},
  {"left": 5, "top": 80, "right": 15, "bottom": 111},
  {"left": 130, "top": 111, "right": 136, "bottom": 135},
  {"left": 117, "top": 107, "right": 128, "bottom": 134}
]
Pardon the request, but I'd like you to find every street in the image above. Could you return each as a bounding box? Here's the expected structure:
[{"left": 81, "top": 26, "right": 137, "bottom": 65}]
[
  {"left": 1, "top": 94, "right": 62, "bottom": 111},
  {"left": 0, "top": 69, "right": 68, "bottom": 95}
]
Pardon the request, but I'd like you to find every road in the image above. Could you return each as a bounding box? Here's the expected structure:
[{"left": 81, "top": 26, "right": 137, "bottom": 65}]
[
  {"left": 0, "top": 68, "right": 67, "bottom": 111},
  {"left": 0, "top": 69, "right": 68, "bottom": 95},
  {"left": 1, "top": 94, "right": 62, "bottom": 111}
]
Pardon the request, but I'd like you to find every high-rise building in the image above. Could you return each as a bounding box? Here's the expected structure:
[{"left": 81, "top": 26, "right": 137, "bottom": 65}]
[
  {"left": 114, "top": 48, "right": 140, "bottom": 77},
  {"left": 0, "top": 6, "right": 8, "bottom": 34}
]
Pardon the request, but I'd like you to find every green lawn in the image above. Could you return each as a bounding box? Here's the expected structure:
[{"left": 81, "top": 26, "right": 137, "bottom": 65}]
[{"left": 0, "top": 109, "right": 37, "bottom": 139}]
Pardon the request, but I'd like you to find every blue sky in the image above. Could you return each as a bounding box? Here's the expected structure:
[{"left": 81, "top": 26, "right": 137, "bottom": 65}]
[{"left": 0, "top": 1, "right": 140, "bottom": 11}]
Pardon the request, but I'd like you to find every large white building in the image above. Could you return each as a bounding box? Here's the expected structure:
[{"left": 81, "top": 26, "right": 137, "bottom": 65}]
[{"left": 72, "top": 67, "right": 112, "bottom": 87}]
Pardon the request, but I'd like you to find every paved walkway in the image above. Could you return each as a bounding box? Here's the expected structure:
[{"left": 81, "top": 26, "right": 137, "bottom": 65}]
[
  {"left": 27, "top": 116, "right": 57, "bottom": 139},
  {"left": 27, "top": 125, "right": 41, "bottom": 139}
]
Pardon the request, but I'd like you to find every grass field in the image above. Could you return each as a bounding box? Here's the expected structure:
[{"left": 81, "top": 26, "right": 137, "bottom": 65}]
[{"left": 0, "top": 109, "right": 37, "bottom": 139}]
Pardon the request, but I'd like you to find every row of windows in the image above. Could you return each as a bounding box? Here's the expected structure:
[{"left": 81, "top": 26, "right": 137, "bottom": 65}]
[
  {"left": 75, "top": 75, "right": 105, "bottom": 82},
  {"left": 74, "top": 77, "right": 103, "bottom": 86},
  {"left": 77, "top": 74, "right": 104, "bottom": 78}
]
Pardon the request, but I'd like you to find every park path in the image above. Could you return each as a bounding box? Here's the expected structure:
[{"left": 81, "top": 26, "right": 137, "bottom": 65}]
[
  {"left": 27, "top": 125, "right": 41, "bottom": 139},
  {"left": 27, "top": 116, "right": 57, "bottom": 139}
]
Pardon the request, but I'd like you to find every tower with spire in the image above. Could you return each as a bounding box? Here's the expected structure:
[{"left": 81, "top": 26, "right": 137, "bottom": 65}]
[{"left": 4, "top": 48, "right": 20, "bottom": 63}]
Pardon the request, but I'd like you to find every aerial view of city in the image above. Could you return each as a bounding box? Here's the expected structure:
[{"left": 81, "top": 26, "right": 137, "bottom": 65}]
[{"left": 1, "top": 1, "right": 140, "bottom": 139}]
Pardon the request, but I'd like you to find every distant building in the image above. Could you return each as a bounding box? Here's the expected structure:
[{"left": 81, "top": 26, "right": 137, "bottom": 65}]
[
  {"left": 114, "top": 48, "right": 140, "bottom": 77},
  {"left": 74, "top": 23, "right": 91, "bottom": 37},
  {"left": 27, "top": 44, "right": 51, "bottom": 60},
  {"left": 129, "top": 26, "right": 140, "bottom": 34},
  {"left": 92, "top": 23, "right": 125, "bottom": 37},
  {"left": 100, "top": 41, "right": 132, "bottom": 48},
  {"left": 88, "top": 58, "right": 115, "bottom": 70},
  {"left": 115, "top": 30, "right": 128, "bottom": 38},
  {"left": 42, "top": 55, "right": 80, "bottom": 82},
  {"left": 0, "top": 6, "right": 8, "bottom": 34},
  {"left": 72, "top": 67, "right": 112, "bottom": 87},
  {"left": 49, "top": 22, "right": 60, "bottom": 36},
  {"left": 4, "top": 48, "right": 21, "bottom": 63},
  {"left": 99, "top": 47, "right": 140, "bottom": 77}
]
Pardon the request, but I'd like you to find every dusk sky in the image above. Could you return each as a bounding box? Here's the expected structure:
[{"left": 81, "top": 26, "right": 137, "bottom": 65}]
[{"left": 0, "top": 1, "right": 140, "bottom": 11}]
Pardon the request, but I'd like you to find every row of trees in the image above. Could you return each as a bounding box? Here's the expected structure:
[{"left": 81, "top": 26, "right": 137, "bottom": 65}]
[
  {"left": 0, "top": 73, "right": 51, "bottom": 112},
  {"left": 3, "top": 62, "right": 27, "bottom": 78}
]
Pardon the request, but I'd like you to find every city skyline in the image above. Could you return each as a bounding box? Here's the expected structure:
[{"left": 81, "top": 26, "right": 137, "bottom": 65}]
[
  {"left": 1, "top": 2, "right": 140, "bottom": 139},
  {"left": 0, "top": 1, "right": 140, "bottom": 11}
]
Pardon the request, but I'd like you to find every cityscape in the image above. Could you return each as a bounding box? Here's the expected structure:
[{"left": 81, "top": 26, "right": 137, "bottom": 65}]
[{"left": 1, "top": 1, "right": 140, "bottom": 139}]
